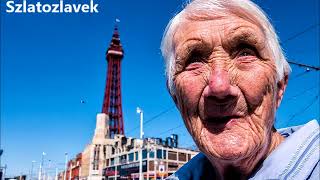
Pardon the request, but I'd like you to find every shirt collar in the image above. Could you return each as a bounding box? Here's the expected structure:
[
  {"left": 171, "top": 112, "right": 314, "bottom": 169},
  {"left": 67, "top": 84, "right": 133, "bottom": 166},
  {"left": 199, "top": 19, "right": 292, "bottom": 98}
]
[{"left": 250, "top": 120, "right": 320, "bottom": 179}]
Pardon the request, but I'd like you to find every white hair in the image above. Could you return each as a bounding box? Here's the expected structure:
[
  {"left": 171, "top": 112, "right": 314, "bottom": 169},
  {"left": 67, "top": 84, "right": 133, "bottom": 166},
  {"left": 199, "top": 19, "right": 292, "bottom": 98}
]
[{"left": 161, "top": 0, "right": 291, "bottom": 95}]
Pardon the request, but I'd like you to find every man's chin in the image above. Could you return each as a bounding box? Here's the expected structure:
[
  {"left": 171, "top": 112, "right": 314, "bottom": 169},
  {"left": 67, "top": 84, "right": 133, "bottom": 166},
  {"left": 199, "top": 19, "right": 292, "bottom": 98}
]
[{"left": 199, "top": 125, "right": 253, "bottom": 161}]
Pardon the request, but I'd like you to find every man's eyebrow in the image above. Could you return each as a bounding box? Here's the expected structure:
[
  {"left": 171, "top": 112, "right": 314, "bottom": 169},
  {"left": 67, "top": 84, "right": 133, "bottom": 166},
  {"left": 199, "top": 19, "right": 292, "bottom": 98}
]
[
  {"left": 175, "top": 39, "right": 211, "bottom": 61},
  {"left": 224, "top": 27, "right": 264, "bottom": 49}
]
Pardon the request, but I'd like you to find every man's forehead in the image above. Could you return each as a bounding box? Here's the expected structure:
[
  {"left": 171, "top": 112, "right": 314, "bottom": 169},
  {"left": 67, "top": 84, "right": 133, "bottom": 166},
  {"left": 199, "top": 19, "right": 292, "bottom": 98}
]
[{"left": 172, "top": 15, "right": 265, "bottom": 46}]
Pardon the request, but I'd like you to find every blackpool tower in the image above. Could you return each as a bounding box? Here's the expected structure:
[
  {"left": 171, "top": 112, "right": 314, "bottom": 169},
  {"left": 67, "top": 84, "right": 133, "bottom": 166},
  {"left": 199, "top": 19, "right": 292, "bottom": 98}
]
[{"left": 102, "top": 25, "right": 125, "bottom": 138}]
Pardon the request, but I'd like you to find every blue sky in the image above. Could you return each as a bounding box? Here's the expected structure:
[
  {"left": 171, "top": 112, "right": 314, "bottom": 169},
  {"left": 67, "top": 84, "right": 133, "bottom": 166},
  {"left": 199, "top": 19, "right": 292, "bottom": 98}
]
[{"left": 1, "top": 0, "right": 319, "bottom": 176}]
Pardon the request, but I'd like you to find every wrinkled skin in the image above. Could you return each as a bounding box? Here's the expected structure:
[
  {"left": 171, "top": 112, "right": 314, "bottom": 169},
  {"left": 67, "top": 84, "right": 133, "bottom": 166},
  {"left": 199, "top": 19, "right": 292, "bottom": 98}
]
[{"left": 171, "top": 15, "right": 288, "bottom": 179}]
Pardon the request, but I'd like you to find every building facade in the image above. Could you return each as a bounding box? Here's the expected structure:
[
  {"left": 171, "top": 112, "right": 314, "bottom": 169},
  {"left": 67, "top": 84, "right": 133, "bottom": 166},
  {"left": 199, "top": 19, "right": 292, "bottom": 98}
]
[
  {"left": 103, "top": 135, "right": 198, "bottom": 180},
  {"left": 60, "top": 113, "right": 198, "bottom": 180}
]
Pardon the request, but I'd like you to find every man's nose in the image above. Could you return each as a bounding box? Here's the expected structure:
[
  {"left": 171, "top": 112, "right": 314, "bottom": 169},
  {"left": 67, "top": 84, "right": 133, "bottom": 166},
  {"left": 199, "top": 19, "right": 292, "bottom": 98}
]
[{"left": 204, "top": 69, "right": 237, "bottom": 100}]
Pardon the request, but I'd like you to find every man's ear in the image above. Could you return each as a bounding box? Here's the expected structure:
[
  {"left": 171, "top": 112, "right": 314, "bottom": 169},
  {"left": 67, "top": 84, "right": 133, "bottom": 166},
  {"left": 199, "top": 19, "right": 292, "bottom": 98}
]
[
  {"left": 166, "top": 79, "right": 178, "bottom": 104},
  {"left": 276, "top": 74, "right": 289, "bottom": 108}
]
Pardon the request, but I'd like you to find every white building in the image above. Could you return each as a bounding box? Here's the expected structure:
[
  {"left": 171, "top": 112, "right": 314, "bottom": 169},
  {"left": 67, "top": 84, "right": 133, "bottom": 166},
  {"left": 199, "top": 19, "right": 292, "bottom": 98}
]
[{"left": 61, "top": 113, "right": 198, "bottom": 180}]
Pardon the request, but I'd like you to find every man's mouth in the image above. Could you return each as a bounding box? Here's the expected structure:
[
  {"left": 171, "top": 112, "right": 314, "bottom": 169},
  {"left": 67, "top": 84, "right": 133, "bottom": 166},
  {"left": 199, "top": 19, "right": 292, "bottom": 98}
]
[{"left": 203, "top": 115, "right": 242, "bottom": 126}]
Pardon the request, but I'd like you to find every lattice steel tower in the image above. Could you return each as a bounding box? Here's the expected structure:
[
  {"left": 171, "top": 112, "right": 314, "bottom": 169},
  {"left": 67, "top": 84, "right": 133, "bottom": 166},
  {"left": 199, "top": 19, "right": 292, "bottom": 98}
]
[{"left": 102, "top": 25, "right": 124, "bottom": 138}]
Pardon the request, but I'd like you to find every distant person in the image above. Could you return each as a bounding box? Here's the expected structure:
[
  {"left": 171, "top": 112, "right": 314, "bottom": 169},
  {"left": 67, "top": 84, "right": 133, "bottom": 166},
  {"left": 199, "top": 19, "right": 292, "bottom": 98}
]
[{"left": 160, "top": 0, "right": 319, "bottom": 179}]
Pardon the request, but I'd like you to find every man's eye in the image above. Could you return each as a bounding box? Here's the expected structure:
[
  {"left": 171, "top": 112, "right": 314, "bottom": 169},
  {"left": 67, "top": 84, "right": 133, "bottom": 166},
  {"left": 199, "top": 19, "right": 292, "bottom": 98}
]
[
  {"left": 185, "top": 61, "right": 204, "bottom": 70},
  {"left": 185, "top": 55, "right": 205, "bottom": 70},
  {"left": 185, "top": 51, "right": 206, "bottom": 66},
  {"left": 237, "top": 48, "right": 256, "bottom": 57},
  {"left": 231, "top": 43, "right": 259, "bottom": 60}
]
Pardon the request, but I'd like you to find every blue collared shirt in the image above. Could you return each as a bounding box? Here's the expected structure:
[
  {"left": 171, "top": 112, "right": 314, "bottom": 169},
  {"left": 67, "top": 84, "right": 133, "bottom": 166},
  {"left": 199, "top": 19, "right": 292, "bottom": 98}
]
[{"left": 168, "top": 120, "right": 320, "bottom": 180}]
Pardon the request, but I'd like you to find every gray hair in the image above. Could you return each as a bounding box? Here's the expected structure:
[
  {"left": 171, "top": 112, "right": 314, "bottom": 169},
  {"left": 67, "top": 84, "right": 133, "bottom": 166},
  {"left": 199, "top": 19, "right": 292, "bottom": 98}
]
[{"left": 161, "top": 0, "right": 291, "bottom": 95}]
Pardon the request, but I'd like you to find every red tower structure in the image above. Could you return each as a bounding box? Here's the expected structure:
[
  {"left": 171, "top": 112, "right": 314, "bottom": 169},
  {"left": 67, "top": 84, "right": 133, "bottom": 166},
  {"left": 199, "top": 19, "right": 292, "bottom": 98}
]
[{"left": 102, "top": 26, "right": 125, "bottom": 138}]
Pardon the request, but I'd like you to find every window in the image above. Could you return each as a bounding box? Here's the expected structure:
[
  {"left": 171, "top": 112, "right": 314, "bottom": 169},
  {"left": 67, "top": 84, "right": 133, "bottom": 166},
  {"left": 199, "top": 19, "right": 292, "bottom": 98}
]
[
  {"left": 157, "top": 149, "right": 162, "bottom": 159},
  {"left": 168, "top": 151, "right": 177, "bottom": 160},
  {"left": 93, "top": 145, "right": 100, "bottom": 170},
  {"left": 149, "top": 161, "right": 155, "bottom": 171},
  {"left": 168, "top": 162, "right": 178, "bottom": 171},
  {"left": 111, "top": 147, "right": 115, "bottom": 155},
  {"left": 149, "top": 151, "right": 155, "bottom": 158},
  {"left": 103, "top": 146, "right": 106, "bottom": 158},
  {"left": 135, "top": 151, "right": 138, "bottom": 161},
  {"left": 142, "top": 149, "right": 147, "bottom": 159},
  {"left": 120, "top": 155, "right": 127, "bottom": 164},
  {"left": 178, "top": 153, "right": 186, "bottom": 161},
  {"left": 163, "top": 150, "right": 167, "bottom": 159},
  {"left": 129, "top": 153, "right": 134, "bottom": 162},
  {"left": 188, "top": 154, "right": 191, "bottom": 161},
  {"left": 110, "top": 158, "right": 114, "bottom": 166}
]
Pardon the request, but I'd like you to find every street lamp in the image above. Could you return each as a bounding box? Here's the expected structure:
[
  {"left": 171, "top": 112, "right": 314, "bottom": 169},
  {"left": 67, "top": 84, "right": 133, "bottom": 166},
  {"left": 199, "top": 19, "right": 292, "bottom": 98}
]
[
  {"left": 64, "top": 152, "right": 68, "bottom": 180},
  {"left": 114, "top": 156, "right": 118, "bottom": 180},
  {"left": 55, "top": 167, "right": 58, "bottom": 180},
  {"left": 136, "top": 107, "right": 144, "bottom": 140},
  {"left": 47, "top": 160, "right": 52, "bottom": 180},
  {"left": 136, "top": 107, "right": 144, "bottom": 180},
  {"left": 30, "top": 160, "right": 36, "bottom": 180},
  {"left": 38, "top": 152, "right": 46, "bottom": 180}
]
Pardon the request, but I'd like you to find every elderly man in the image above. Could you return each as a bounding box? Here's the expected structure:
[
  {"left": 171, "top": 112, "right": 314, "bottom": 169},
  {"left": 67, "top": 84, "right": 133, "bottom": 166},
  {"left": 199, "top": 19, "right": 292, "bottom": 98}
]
[{"left": 161, "top": 0, "right": 319, "bottom": 179}]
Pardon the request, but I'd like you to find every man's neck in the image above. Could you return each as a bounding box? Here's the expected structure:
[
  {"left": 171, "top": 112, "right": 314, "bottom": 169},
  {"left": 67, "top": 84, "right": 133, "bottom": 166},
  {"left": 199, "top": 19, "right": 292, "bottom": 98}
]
[{"left": 209, "top": 132, "right": 285, "bottom": 180}]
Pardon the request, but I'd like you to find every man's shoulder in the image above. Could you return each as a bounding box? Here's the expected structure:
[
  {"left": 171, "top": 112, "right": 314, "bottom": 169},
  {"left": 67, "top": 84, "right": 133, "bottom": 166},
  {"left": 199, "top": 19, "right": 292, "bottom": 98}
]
[
  {"left": 251, "top": 119, "right": 320, "bottom": 179},
  {"left": 277, "top": 119, "right": 319, "bottom": 137}
]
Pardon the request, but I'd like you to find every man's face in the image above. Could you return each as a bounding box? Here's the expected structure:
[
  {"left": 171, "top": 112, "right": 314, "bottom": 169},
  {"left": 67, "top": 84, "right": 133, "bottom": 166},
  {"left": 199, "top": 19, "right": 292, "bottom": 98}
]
[{"left": 172, "top": 15, "right": 282, "bottom": 161}]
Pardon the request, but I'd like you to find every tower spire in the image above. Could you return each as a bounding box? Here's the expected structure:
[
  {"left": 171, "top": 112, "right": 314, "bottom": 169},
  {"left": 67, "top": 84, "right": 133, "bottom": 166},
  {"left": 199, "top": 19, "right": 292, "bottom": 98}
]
[{"left": 102, "top": 23, "right": 125, "bottom": 138}]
